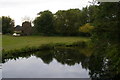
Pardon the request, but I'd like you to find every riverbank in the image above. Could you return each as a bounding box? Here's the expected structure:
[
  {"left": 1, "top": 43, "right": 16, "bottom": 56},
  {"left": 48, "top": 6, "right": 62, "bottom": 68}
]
[
  {"left": 3, "top": 40, "right": 90, "bottom": 54},
  {"left": 2, "top": 35, "right": 90, "bottom": 51}
]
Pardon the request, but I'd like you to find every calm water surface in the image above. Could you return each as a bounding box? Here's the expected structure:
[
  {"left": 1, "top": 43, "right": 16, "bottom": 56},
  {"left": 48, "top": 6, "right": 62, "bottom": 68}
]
[{"left": 2, "top": 48, "right": 90, "bottom": 78}]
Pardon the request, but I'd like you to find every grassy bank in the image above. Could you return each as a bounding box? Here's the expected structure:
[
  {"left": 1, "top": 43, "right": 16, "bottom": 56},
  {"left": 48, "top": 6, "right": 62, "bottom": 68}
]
[
  {"left": 3, "top": 41, "right": 91, "bottom": 56},
  {"left": 2, "top": 35, "right": 90, "bottom": 51}
]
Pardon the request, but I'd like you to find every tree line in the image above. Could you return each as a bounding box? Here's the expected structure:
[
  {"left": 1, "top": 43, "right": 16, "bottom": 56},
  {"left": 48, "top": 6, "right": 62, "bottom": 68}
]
[
  {"left": 0, "top": 5, "right": 99, "bottom": 36},
  {"left": 33, "top": 6, "right": 98, "bottom": 36}
]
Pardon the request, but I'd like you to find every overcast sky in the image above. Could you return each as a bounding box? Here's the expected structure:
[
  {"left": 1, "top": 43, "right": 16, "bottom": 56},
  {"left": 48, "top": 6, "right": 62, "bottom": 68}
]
[{"left": 0, "top": 0, "right": 93, "bottom": 26}]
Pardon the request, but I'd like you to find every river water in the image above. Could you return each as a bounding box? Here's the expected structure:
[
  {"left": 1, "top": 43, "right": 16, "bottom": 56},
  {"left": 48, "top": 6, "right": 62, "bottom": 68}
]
[{"left": 2, "top": 48, "right": 90, "bottom": 78}]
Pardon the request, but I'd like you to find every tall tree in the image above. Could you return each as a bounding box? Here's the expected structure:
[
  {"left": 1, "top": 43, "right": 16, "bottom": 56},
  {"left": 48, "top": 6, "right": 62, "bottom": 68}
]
[
  {"left": 91, "top": 2, "right": 120, "bottom": 79},
  {"left": 54, "top": 9, "right": 82, "bottom": 36},
  {"left": 54, "top": 10, "right": 67, "bottom": 35},
  {"left": 2, "top": 16, "right": 14, "bottom": 34},
  {"left": 81, "top": 5, "right": 99, "bottom": 24},
  {"left": 33, "top": 10, "right": 54, "bottom": 35},
  {"left": 92, "top": 2, "right": 120, "bottom": 45}
]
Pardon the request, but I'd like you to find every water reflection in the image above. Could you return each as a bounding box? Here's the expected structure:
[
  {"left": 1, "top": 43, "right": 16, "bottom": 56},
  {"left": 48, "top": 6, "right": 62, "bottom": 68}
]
[
  {"left": 87, "top": 46, "right": 120, "bottom": 80},
  {"left": 2, "top": 46, "right": 120, "bottom": 79},
  {"left": 2, "top": 47, "right": 90, "bottom": 78},
  {"left": 3, "top": 48, "right": 89, "bottom": 66}
]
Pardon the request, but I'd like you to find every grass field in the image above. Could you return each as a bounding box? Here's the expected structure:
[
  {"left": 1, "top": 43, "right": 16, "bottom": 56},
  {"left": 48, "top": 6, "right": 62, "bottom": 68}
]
[{"left": 2, "top": 35, "right": 89, "bottom": 51}]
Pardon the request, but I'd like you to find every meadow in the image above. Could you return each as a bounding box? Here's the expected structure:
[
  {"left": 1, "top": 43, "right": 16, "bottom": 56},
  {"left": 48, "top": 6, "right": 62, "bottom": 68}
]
[{"left": 2, "top": 35, "right": 89, "bottom": 51}]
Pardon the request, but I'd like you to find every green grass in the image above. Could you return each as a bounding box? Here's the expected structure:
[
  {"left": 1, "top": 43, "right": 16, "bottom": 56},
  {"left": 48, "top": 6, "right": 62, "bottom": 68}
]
[{"left": 2, "top": 35, "right": 90, "bottom": 51}]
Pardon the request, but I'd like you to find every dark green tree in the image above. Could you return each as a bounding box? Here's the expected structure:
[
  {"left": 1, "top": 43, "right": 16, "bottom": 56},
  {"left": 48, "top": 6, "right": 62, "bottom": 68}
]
[
  {"left": 87, "top": 5, "right": 99, "bottom": 23},
  {"left": 81, "top": 5, "right": 99, "bottom": 24},
  {"left": 91, "top": 2, "right": 120, "bottom": 79},
  {"left": 54, "top": 9, "right": 82, "bottom": 36},
  {"left": 54, "top": 10, "right": 67, "bottom": 35},
  {"left": 80, "top": 7, "right": 89, "bottom": 25},
  {"left": 33, "top": 10, "right": 54, "bottom": 35},
  {"left": 2, "top": 16, "right": 14, "bottom": 34}
]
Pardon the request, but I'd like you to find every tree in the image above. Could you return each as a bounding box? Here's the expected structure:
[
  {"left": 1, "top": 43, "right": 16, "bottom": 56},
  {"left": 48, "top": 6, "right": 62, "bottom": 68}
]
[
  {"left": 80, "top": 7, "right": 89, "bottom": 24},
  {"left": 33, "top": 10, "right": 54, "bottom": 35},
  {"left": 54, "top": 9, "right": 82, "bottom": 36},
  {"left": 92, "top": 2, "right": 120, "bottom": 45},
  {"left": 54, "top": 10, "right": 67, "bottom": 35},
  {"left": 91, "top": 2, "right": 120, "bottom": 79},
  {"left": 87, "top": 5, "right": 99, "bottom": 23},
  {"left": 2, "top": 16, "right": 14, "bottom": 34},
  {"left": 65, "top": 9, "right": 83, "bottom": 35},
  {"left": 81, "top": 5, "right": 99, "bottom": 24}
]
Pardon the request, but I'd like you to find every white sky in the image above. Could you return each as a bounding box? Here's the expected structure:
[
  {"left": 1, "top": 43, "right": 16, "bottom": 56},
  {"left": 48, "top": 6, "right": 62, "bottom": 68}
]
[{"left": 0, "top": 0, "right": 92, "bottom": 26}]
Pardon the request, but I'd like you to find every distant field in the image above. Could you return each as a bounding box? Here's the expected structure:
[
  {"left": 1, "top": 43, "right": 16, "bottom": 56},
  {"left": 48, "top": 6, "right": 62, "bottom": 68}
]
[{"left": 2, "top": 35, "right": 89, "bottom": 51}]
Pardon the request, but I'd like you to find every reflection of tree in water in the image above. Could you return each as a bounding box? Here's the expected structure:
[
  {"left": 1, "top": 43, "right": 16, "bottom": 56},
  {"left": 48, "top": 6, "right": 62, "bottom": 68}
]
[
  {"left": 2, "top": 45, "right": 120, "bottom": 79},
  {"left": 53, "top": 48, "right": 90, "bottom": 69},
  {"left": 2, "top": 47, "right": 89, "bottom": 67},
  {"left": 34, "top": 48, "right": 89, "bottom": 67},
  {"left": 54, "top": 48, "right": 86, "bottom": 66},
  {"left": 87, "top": 45, "right": 120, "bottom": 79},
  {"left": 2, "top": 51, "right": 32, "bottom": 63},
  {"left": 34, "top": 51, "right": 54, "bottom": 64}
]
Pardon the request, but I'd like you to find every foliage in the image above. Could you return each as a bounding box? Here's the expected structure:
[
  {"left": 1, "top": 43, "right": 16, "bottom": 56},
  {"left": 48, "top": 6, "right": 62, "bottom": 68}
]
[
  {"left": 33, "top": 10, "right": 55, "bottom": 35},
  {"left": 33, "top": 8, "right": 99, "bottom": 36},
  {"left": 90, "top": 2, "right": 120, "bottom": 79},
  {"left": 1, "top": 16, "right": 14, "bottom": 34},
  {"left": 1, "top": 5, "right": 99, "bottom": 36},
  {"left": 3, "top": 45, "right": 90, "bottom": 66},
  {"left": 79, "top": 23, "right": 94, "bottom": 34},
  {"left": 54, "top": 9, "right": 82, "bottom": 36}
]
